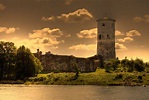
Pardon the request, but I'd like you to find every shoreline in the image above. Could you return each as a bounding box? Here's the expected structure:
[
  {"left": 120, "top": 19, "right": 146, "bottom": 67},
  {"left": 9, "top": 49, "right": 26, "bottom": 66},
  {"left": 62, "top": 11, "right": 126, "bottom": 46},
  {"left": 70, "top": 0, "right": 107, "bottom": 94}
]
[{"left": 1, "top": 69, "right": 149, "bottom": 86}]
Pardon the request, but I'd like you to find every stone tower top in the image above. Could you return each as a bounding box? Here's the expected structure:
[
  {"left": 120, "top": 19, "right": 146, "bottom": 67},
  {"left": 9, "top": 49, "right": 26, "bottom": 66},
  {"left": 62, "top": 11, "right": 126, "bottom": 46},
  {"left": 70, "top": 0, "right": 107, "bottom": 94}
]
[{"left": 97, "top": 17, "right": 115, "bottom": 22}]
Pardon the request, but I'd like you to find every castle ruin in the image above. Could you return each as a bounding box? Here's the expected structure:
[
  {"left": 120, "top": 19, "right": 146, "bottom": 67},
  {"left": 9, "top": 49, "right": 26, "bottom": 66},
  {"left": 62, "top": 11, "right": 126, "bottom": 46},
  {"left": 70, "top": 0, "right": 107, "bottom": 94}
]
[{"left": 35, "top": 17, "right": 116, "bottom": 72}]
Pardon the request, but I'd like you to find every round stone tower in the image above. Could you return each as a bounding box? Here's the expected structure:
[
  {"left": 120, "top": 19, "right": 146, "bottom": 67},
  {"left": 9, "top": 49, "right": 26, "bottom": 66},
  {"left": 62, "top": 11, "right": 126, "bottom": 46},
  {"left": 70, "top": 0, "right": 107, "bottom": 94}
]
[{"left": 97, "top": 17, "right": 116, "bottom": 61}]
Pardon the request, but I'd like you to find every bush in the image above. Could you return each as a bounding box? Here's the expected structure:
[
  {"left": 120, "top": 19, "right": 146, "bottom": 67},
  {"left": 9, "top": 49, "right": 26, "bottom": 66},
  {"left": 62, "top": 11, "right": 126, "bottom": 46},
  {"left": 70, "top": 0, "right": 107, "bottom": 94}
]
[
  {"left": 104, "top": 61, "right": 113, "bottom": 73},
  {"left": 134, "top": 58, "right": 145, "bottom": 72},
  {"left": 115, "top": 74, "right": 123, "bottom": 79}
]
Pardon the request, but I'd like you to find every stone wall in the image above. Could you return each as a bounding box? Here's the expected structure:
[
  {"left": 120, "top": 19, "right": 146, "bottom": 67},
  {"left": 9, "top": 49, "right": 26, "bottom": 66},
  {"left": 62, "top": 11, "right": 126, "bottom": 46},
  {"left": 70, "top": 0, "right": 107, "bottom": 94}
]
[{"left": 34, "top": 51, "right": 98, "bottom": 72}]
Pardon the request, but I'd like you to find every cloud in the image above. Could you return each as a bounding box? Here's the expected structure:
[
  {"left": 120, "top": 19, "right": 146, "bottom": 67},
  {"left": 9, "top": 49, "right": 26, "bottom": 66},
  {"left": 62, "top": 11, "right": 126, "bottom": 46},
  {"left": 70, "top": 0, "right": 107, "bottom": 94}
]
[
  {"left": 29, "top": 28, "right": 63, "bottom": 39},
  {"left": 77, "top": 28, "right": 97, "bottom": 38},
  {"left": 76, "top": 29, "right": 125, "bottom": 39},
  {"left": 69, "top": 42, "right": 127, "bottom": 52},
  {"left": 0, "top": 27, "right": 19, "bottom": 34},
  {"left": 42, "top": 8, "right": 93, "bottom": 23},
  {"left": 0, "top": 3, "right": 5, "bottom": 11},
  {"left": 133, "top": 15, "right": 149, "bottom": 23},
  {"left": 65, "top": 0, "right": 74, "bottom": 5},
  {"left": 69, "top": 44, "right": 96, "bottom": 51},
  {"left": 115, "top": 30, "right": 124, "bottom": 36},
  {"left": 133, "top": 17, "right": 143, "bottom": 23},
  {"left": 42, "top": 16, "right": 55, "bottom": 21},
  {"left": 126, "top": 30, "right": 141, "bottom": 37},
  {"left": 117, "top": 37, "right": 134, "bottom": 43},
  {"left": 27, "top": 28, "right": 64, "bottom": 52},
  {"left": 65, "top": 34, "right": 71, "bottom": 37},
  {"left": 0, "top": 36, "right": 61, "bottom": 54},
  {"left": 115, "top": 43, "right": 127, "bottom": 51}
]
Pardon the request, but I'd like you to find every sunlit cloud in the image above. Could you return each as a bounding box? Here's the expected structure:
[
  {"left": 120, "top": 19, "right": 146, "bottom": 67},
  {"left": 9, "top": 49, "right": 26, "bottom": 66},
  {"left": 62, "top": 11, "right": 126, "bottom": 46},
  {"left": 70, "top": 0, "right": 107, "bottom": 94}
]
[
  {"left": 117, "top": 37, "right": 134, "bottom": 43},
  {"left": 0, "top": 3, "right": 5, "bottom": 11},
  {"left": 42, "top": 8, "right": 93, "bottom": 23},
  {"left": 77, "top": 28, "right": 97, "bottom": 38},
  {"left": 69, "top": 42, "right": 127, "bottom": 52},
  {"left": 0, "top": 37, "right": 60, "bottom": 53},
  {"left": 133, "top": 15, "right": 149, "bottom": 23},
  {"left": 28, "top": 28, "right": 64, "bottom": 51},
  {"left": 29, "top": 28, "right": 63, "bottom": 39},
  {"left": 115, "top": 30, "right": 124, "bottom": 36},
  {"left": 126, "top": 30, "right": 141, "bottom": 37},
  {"left": 76, "top": 29, "right": 125, "bottom": 39},
  {"left": 65, "top": 34, "right": 71, "bottom": 37},
  {"left": 42, "top": 16, "right": 55, "bottom": 21},
  {"left": 133, "top": 17, "right": 143, "bottom": 23},
  {"left": 65, "top": 0, "right": 74, "bottom": 5},
  {"left": 115, "top": 43, "right": 127, "bottom": 51},
  {"left": 69, "top": 44, "right": 96, "bottom": 51},
  {"left": 0, "top": 27, "right": 19, "bottom": 34}
]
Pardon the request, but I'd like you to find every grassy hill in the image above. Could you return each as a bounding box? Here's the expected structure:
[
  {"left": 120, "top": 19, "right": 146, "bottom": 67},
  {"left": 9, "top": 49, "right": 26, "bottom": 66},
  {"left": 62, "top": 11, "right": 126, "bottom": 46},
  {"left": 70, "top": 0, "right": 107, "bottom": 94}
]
[{"left": 25, "top": 68, "right": 149, "bottom": 86}]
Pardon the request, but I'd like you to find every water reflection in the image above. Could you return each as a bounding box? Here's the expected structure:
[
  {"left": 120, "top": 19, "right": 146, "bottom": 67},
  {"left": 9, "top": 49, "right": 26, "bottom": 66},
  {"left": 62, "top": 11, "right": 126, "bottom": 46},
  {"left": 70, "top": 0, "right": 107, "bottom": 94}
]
[{"left": 0, "top": 85, "right": 148, "bottom": 100}]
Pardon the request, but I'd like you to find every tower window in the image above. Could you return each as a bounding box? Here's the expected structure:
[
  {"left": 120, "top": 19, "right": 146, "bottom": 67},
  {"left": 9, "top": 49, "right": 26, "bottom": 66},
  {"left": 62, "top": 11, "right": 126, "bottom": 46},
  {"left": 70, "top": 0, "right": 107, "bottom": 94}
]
[
  {"left": 102, "top": 23, "right": 105, "bottom": 26},
  {"left": 98, "top": 35, "right": 101, "bottom": 40},
  {"left": 107, "top": 35, "right": 110, "bottom": 39}
]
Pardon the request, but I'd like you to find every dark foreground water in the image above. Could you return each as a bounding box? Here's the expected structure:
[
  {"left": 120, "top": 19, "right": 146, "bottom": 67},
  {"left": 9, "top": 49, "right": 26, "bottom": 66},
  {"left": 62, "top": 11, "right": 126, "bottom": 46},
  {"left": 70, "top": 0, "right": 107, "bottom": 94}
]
[{"left": 0, "top": 85, "right": 148, "bottom": 100}]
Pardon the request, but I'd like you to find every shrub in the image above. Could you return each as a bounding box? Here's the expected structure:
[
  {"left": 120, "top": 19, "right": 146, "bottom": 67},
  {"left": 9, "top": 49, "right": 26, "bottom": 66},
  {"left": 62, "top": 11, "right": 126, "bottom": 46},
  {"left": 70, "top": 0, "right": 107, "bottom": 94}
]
[{"left": 115, "top": 74, "right": 123, "bottom": 79}]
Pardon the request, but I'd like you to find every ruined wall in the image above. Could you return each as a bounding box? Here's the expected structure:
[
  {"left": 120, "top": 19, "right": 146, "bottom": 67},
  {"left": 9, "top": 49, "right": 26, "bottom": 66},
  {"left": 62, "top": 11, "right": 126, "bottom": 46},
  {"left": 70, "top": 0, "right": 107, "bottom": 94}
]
[{"left": 34, "top": 52, "right": 97, "bottom": 72}]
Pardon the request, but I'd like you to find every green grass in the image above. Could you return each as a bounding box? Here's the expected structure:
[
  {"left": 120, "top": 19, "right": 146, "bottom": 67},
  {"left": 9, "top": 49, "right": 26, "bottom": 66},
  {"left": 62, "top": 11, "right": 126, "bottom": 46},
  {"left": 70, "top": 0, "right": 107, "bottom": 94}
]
[{"left": 25, "top": 68, "right": 149, "bottom": 86}]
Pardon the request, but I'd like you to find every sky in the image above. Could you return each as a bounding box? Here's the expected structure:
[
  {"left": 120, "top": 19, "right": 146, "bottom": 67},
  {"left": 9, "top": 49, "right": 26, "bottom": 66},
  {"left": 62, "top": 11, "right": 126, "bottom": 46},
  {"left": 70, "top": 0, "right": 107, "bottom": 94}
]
[{"left": 0, "top": 0, "right": 149, "bottom": 62}]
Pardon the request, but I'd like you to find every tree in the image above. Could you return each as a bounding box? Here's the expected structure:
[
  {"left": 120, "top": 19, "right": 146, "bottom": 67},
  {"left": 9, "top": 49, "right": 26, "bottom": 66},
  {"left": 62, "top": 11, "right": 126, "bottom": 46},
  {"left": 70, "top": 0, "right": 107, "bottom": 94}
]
[
  {"left": 104, "top": 58, "right": 120, "bottom": 72},
  {"left": 16, "top": 45, "right": 43, "bottom": 80},
  {"left": 0, "top": 41, "right": 16, "bottom": 80},
  {"left": 104, "top": 61, "right": 113, "bottom": 73},
  {"left": 134, "top": 58, "right": 145, "bottom": 72},
  {"left": 34, "top": 56, "right": 43, "bottom": 74},
  {"left": 110, "top": 58, "right": 120, "bottom": 71},
  {"left": 71, "top": 61, "right": 79, "bottom": 80}
]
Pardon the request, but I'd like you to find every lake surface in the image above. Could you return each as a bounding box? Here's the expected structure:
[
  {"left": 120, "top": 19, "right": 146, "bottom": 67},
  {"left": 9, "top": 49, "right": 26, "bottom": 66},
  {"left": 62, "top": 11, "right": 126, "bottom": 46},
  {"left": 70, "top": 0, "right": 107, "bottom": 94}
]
[{"left": 0, "top": 85, "right": 148, "bottom": 100}]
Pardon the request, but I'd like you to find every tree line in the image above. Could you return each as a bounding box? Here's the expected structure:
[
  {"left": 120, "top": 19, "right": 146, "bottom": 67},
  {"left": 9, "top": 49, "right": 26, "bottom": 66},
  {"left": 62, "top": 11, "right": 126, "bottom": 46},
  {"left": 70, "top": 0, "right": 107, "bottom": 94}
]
[
  {"left": 104, "top": 57, "right": 149, "bottom": 73},
  {"left": 0, "top": 41, "right": 43, "bottom": 80}
]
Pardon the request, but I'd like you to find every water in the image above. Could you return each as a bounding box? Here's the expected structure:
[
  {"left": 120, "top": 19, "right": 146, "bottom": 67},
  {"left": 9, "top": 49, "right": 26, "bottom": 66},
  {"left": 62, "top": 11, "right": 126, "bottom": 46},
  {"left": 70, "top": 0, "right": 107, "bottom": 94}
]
[{"left": 0, "top": 85, "right": 148, "bottom": 100}]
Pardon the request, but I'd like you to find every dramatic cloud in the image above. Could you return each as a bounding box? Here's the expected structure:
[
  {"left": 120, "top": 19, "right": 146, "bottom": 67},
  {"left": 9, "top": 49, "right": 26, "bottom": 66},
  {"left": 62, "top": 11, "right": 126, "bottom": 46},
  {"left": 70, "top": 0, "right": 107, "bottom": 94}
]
[
  {"left": 115, "top": 30, "right": 124, "bottom": 36},
  {"left": 126, "top": 30, "right": 141, "bottom": 37},
  {"left": 117, "top": 37, "right": 134, "bottom": 43},
  {"left": 0, "top": 3, "right": 5, "bottom": 11},
  {"left": 77, "top": 28, "right": 97, "bottom": 38},
  {"left": 133, "top": 15, "right": 149, "bottom": 23},
  {"left": 69, "top": 44, "right": 96, "bottom": 51},
  {"left": 65, "top": 0, "right": 74, "bottom": 5},
  {"left": 0, "top": 27, "right": 19, "bottom": 34},
  {"left": 115, "top": 43, "right": 127, "bottom": 51},
  {"left": 42, "top": 8, "right": 93, "bottom": 23}
]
